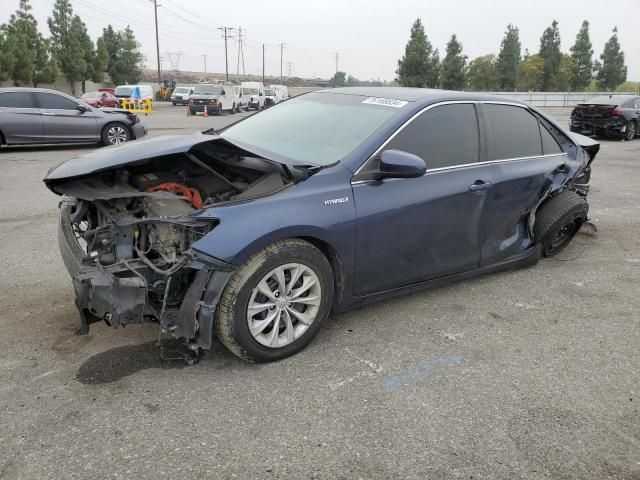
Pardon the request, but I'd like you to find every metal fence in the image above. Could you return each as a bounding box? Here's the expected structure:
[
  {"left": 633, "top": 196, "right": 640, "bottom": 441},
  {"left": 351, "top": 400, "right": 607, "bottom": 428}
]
[{"left": 483, "top": 91, "right": 636, "bottom": 107}]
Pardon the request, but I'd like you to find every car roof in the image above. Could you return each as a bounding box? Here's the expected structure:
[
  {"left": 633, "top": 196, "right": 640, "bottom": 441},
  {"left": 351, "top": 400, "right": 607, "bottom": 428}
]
[
  {"left": 314, "top": 86, "right": 526, "bottom": 105},
  {"left": 582, "top": 94, "right": 638, "bottom": 105},
  {"left": 0, "top": 87, "right": 74, "bottom": 96}
]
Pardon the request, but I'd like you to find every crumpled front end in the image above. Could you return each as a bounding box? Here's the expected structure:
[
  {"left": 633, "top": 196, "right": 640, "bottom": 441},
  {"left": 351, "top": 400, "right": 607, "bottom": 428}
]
[{"left": 58, "top": 197, "right": 233, "bottom": 349}]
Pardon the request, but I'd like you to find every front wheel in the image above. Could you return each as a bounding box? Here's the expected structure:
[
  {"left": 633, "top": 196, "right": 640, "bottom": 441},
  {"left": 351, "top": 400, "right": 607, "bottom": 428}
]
[
  {"left": 101, "top": 122, "right": 131, "bottom": 145},
  {"left": 215, "top": 239, "right": 334, "bottom": 362}
]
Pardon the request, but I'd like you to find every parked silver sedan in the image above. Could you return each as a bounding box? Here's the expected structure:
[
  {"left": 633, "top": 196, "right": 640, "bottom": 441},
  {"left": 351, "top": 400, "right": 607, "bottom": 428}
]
[{"left": 0, "top": 87, "right": 147, "bottom": 147}]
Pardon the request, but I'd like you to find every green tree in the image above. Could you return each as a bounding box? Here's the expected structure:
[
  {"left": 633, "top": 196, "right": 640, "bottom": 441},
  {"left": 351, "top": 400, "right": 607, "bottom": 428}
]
[
  {"left": 332, "top": 71, "right": 346, "bottom": 86},
  {"left": 346, "top": 74, "right": 359, "bottom": 86},
  {"left": 440, "top": 34, "right": 466, "bottom": 90},
  {"left": 48, "top": 0, "right": 85, "bottom": 93},
  {"left": 517, "top": 54, "right": 545, "bottom": 91},
  {"left": 396, "top": 18, "right": 440, "bottom": 88},
  {"left": 495, "top": 24, "right": 521, "bottom": 91},
  {"left": 465, "top": 54, "right": 497, "bottom": 91},
  {"left": 539, "top": 20, "right": 562, "bottom": 90},
  {"left": 594, "top": 27, "right": 627, "bottom": 91},
  {"left": 554, "top": 54, "right": 575, "bottom": 91},
  {"left": 0, "top": 27, "right": 17, "bottom": 82},
  {"left": 569, "top": 20, "right": 593, "bottom": 91},
  {"left": 4, "top": 0, "right": 56, "bottom": 86},
  {"left": 73, "top": 16, "right": 97, "bottom": 93}
]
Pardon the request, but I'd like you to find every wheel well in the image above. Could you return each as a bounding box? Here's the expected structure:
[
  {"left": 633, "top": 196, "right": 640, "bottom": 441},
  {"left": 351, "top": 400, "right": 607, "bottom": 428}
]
[
  {"left": 297, "top": 236, "right": 345, "bottom": 310},
  {"left": 0, "top": 129, "right": 5, "bottom": 145},
  {"left": 102, "top": 121, "right": 131, "bottom": 137}
]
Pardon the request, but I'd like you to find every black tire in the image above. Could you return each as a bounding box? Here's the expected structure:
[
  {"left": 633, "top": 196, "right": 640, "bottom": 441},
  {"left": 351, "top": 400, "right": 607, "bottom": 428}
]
[
  {"left": 625, "top": 120, "right": 637, "bottom": 141},
  {"left": 534, "top": 190, "right": 589, "bottom": 258},
  {"left": 217, "top": 104, "right": 223, "bottom": 115},
  {"left": 172, "top": 102, "right": 177, "bottom": 106},
  {"left": 215, "top": 239, "right": 334, "bottom": 362},
  {"left": 101, "top": 122, "right": 131, "bottom": 146},
  {"left": 231, "top": 103, "right": 236, "bottom": 114},
  {"left": 190, "top": 108, "right": 197, "bottom": 116}
]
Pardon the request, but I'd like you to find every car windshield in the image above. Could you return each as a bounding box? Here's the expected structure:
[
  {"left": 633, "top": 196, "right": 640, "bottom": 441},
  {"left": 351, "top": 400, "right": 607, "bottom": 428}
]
[
  {"left": 81, "top": 92, "right": 100, "bottom": 98},
  {"left": 220, "top": 92, "right": 401, "bottom": 166},
  {"left": 114, "top": 86, "right": 133, "bottom": 97},
  {"left": 194, "top": 85, "right": 221, "bottom": 95},
  {"left": 243, "top": 88, "right": 259, "bottom": 95},
  {"left": 174, "top": 87, "right": 190, "bottom": 94},
  {"left": 265, "top": 89, "right": 275, "bottom": 96}
]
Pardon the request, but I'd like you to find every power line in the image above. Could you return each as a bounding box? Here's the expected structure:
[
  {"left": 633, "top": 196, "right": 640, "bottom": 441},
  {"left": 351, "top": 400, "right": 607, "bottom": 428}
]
[
  {"left": 151, "top": 0, "right": 160, "bottom": 84},
  {"left": 279, "top": 43, "right": 285, "bottom": 78},
  {"left": 218, "top": 27, "right": 235, "bottom": 82}
]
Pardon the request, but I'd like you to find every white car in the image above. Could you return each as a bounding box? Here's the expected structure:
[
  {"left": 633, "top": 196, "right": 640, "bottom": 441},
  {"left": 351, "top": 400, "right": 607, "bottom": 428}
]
[{"left": 269, "top": 84, "right": 289, "bottom": 101}]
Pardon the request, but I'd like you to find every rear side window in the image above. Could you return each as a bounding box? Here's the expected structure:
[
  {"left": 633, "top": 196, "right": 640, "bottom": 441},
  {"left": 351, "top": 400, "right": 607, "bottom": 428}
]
[
  {"left": 385, "top": 103, "right": 479, "bottom": 169},
  {"left": 540, "top": 124, "right": 563, "bottom": 154},
  {"left": 36, "top": 93, "right": 79, "bottom": 110},
  {"left": 483, "top": 104, "right": 542, "bottom": 160},
  {"left": 0, "top": 92, "right": 35, "bottom": 108}
]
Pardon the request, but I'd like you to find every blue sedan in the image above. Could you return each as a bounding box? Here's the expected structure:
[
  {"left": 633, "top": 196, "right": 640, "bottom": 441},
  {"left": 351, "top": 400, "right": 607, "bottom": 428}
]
[{"left": 45, "top": 87, "right": 598, "bottom": 362}]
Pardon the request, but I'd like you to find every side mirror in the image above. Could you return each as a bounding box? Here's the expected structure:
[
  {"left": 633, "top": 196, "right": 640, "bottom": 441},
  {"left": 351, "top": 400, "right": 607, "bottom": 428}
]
[
  {"left": 76, "top": 104, "right": 89, "bottom": 112},
  {"left": 378, "top": 149, "right": 426, "bottom": 179}
]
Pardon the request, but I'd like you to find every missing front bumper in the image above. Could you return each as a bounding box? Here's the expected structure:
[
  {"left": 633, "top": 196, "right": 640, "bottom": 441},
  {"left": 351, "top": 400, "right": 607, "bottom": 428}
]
[{"left": 58, "top": 200, "right": 233, "bottom": 349}]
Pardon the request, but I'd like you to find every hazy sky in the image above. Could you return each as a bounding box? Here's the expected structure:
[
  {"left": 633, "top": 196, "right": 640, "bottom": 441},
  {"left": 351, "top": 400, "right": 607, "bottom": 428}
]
[{"left": 9, "top": 0, "right": 640, "bottom": 82}]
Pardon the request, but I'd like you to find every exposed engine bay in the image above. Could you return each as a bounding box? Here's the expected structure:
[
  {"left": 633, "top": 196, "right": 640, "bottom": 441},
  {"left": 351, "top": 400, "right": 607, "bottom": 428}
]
[{"left": 49, "top": 141, "right": 304, "bottom": 348}]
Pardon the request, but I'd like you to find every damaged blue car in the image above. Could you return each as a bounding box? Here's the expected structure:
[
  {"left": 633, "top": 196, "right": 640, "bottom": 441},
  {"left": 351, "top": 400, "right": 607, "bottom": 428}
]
[{"left": 44, "top": 87, "right": 599, "bottom": 362}]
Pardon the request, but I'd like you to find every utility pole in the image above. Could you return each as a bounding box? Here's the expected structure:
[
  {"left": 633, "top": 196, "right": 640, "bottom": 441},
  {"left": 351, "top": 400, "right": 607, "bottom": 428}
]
[
  {"left": 202, "top": 54, "right": 207, "bottom": 76},
  {"left": 151, "top": 0, "right": 161, "bottom": 84},
  {"left": 279, "top": 43, "right": 285, "bottom": 78},
  {"left": 218, "top": 27, "right": 235, "bottom": 82},
  {"left": 334, "top": 52, "right": 339, "bottom": 74},
  {"left": 236, "top": 27, "right": 245, "bottom": 77},
  {"left": 262, "top": 44, "right": 265, "bottom": 83}
]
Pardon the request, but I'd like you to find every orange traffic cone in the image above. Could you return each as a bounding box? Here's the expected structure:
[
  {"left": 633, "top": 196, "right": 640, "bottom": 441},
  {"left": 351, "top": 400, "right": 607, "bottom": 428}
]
[{"left": 203, "top": 105, "right": 208, "bottom": 118}]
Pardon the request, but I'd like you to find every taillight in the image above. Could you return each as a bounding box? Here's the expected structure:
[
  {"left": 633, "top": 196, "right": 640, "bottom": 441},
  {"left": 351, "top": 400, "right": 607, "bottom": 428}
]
[{"left": 610, "top": 107, "right": 623, "bottom": 116}]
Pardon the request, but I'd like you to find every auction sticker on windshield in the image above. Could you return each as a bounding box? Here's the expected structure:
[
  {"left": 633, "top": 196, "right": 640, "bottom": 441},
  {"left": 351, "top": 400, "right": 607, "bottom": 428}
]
[{"left": 362, "top": 97, "right": 408, "bottom": 108}]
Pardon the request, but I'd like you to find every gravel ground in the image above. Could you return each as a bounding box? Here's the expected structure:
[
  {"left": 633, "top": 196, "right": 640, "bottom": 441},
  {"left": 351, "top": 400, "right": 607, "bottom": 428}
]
[{"left": 0, "top": 105, "right": 638, "bottom": 479}]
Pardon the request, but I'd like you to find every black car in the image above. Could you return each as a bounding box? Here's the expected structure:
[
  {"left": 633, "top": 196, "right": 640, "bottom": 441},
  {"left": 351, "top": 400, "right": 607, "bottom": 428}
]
[{"left": 570, "top": 94, "right": 640, "bottom": 140}]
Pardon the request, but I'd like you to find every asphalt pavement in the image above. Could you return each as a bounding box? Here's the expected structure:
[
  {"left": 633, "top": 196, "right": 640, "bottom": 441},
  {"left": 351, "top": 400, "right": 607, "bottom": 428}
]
[{"left": 0, "top": 104, "right": 638, "bottom": 479}]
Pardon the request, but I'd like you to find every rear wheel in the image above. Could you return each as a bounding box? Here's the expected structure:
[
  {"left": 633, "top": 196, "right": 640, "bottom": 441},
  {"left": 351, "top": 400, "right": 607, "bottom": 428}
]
[
  {"left": 215, "top": 239, "right": 334, "bottom": 362},
  {"left": 625, "top": 120, "right": 637, "bottom": 141},
  {"left": 101, "top": 122, "right": 130, "bottom": 146},
  {"left": 534, "top": 191, "right": 588, "bottom": 257}
]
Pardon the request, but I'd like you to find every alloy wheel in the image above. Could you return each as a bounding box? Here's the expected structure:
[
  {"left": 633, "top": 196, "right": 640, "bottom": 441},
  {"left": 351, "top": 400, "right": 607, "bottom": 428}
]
[
  {"left": 626, "top": 122, "right": 636, "bottom": 141},
  {"left": 107, "top": 126, "right": 127, "bottom": 145},
  {"left": 247, "top": 263, "right": 321, "bottom": 348}
]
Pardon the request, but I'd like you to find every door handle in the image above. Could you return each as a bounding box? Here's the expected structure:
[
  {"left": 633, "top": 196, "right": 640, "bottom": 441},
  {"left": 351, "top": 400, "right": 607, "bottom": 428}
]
[{"left": 468, "top": 180, "right": 492, "bottom": 192}]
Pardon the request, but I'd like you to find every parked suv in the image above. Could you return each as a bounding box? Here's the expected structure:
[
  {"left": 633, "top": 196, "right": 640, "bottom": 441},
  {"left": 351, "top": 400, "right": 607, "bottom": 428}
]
[
  {"left": 0, "top": 88, "right": 146, "bottom": 147},
  {"left": 570, "top": 95, "right": 640, "bottom": 140}
]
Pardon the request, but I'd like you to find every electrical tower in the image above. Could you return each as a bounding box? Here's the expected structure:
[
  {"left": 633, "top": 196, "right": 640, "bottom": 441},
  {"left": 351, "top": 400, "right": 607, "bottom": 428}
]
[
  {"left": 236, "top": 27, "right": 246, "bottom": 76},
  {"left": 164, "top": 51, "right": 184, "bottom": 70},
  {"left": 287, "top": 62, "right": 292, "bottom": 77},
  {"left": 334, "top": 52, "right": 339, "bottom": 73}
]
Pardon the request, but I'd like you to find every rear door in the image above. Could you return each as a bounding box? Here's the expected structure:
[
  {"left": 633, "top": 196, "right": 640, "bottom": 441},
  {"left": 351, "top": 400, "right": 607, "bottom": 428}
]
[
  {"left": 476, "top": 103, "right": 569, "bottom": 265},
  {"left": 352, "top": 103, "right": 485, "bottom": 296},
  {"left": 0, "top": 91, "right": 43, "bottom": 144},
  {"left": 35, "top": 92, "right": 99, "bottom": 142}
]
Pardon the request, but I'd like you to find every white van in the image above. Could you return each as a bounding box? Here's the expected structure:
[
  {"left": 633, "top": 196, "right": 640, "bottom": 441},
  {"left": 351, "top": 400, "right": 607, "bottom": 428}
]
[
  {"left": 170, "top": 86, "right": 195, "bottom": 106},
  {"left": 240, "top": 81, "right": 265, "bottom": 110},
  {"left": 234, "top": 85, "right": 250, "bottom": 110},
  {"left": 189, "top": 83, "right": 240, "bottom": 115},
  {"left": 269, "top": 84, "right": 289, "bottom": 101},
  {"left": 114, "top": 84, "right": 154, "bottom": 101}
]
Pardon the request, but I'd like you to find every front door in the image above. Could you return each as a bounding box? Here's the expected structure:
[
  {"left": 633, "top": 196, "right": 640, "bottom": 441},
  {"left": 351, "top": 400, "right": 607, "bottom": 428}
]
[
  {"left": 35, "top": 92, "right": 98, "bottom": 142},
  {"left": 352, "top": 103, "right": 487, "bottom": 296}
]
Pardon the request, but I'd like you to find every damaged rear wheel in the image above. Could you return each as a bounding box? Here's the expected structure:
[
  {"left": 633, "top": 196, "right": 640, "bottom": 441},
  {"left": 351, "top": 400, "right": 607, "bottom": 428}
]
[
  {"left": 534, "top": 191, "right": 588, "bottom": 258},
  {"left": 215, "top": 239, "right": 333, "bottom": 362}
]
